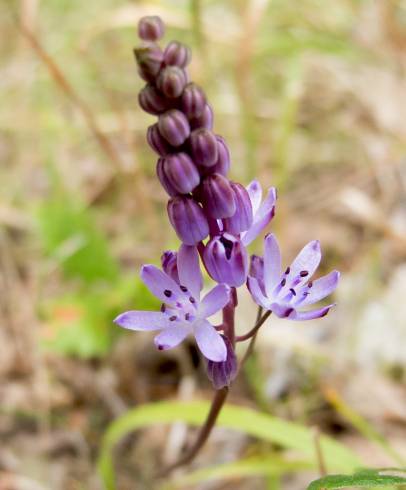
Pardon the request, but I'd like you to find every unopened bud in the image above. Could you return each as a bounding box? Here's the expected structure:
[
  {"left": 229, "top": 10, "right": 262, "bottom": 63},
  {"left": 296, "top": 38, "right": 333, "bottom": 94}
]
[
  {"left": 161, "top": 250, "right": 179, "bottom": 283},
  {"left": 158, "top": 109, "right": 190, "bottom": 146},
  {"left": 189, "top": 103, "right": 213, "bottom": 130},
  {"left": 167, "top": 196, "right": 210, "bottom": 245},
  {"left": 138, "top": 84, "right": 169, "bottom": 115},
  {"left": 157, "top": 66, "right": 187, "bottom": 98},
  {"left": 162, "top": 153, "right": 200, "bottom": 194},
  {"left": 206, "top": 335, "right": 238, "bottom": 389},
  {"left": 181, "top": 83, "right": 207, "bottom": 119},
  {"left": 134, "top": 43, "right": 163, "bottom": 82},
  {"left": 201, "top": 174, "right": 236, "bottom": 219},
  {"left": 203, "top": 233, "right": 249, "bottom": 287},
  {"left": 147, "top": 123, "right": 173, "bottom": 156},
  {"left": 138, "top": 16, "right": 165, "bottom": 41},
  {"left": 164, "top": 41, "right": 191, "bottom": 68},
  {"left": 223, "top": 183, "right": 253, "bottom": 233},
  {"left": 189, "top": 129, "right": 218, "bottom": 168},
  {"left": 156, "top": 158, "right": 178, "bottom": 196}
]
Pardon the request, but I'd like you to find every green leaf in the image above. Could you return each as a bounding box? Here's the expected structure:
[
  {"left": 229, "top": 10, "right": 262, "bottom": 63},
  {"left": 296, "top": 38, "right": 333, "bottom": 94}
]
[
  {"left": 98, "top": 401, "right": 362, "bottom": 490},
  {"left": 307, "top": 469, "right": 406, "bottom": 489},
  {"left": 161, "top": 455, "right": 313, "bottom": 489}
]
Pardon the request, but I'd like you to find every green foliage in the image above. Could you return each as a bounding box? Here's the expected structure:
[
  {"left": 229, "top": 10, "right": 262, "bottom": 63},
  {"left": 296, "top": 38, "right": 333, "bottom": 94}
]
[
  {"left": 37, "top": 194, "right": 118, "bottom": 284},
  {"left": 98, "top": 400, "right": 361, "bottom": 490},
  {"left": 307, "top": 469, "right": 406, "bottom": 489}
]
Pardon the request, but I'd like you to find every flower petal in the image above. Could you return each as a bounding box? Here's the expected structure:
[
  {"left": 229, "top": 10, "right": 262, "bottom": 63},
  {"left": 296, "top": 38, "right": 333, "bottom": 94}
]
[
  {"left": 194, "top": 320, "right": 227, "bottom": 362},
  {"left": 242, "top": 187, "right": 276, "bottom": 246},
  {"left": 298, "top": 271, "right": 340, "bottom": 307},
  {"left": 199, "top": 284, "right": 230, "bottom": 318},
  {"left": 177, "top": 244, "right": 203, "bottom": 299},
  {"left": 154, "top": 324, "right": 191, "bottom": 350},
  {"left": 269, "top": 303, "right": 296, "bottom": 318},
  {"left": 289, "top": 304, "right": 335, "bottom": 321},
  {"left": 114, "top": 310, "right": 169, "bottom": 331},
  {"left": 263, "top": 233, "right": 282, "bottom": 296},
  {"left": 247, "top": 276, "right": 272, "bottom": 309},
  {"left": 288, "top": 240, "right": 321, "bottom": 285},
  {"left": 246, "top": 180, "right": 262, "bottom": 215},
  {"left": 141, "top": 264, "right": 183, "bottom": 304}
]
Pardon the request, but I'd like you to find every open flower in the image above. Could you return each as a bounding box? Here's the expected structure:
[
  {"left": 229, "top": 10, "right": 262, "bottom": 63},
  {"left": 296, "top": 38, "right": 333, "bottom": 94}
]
[
  {"left": 248, "top": 234, "right": 340, "bottom": 320},
  {"left": 114, "top": 245, "right": 230, "bottom": 361},
  {"left": 241, "top": 180, "right": 277, "bottom": 246}
]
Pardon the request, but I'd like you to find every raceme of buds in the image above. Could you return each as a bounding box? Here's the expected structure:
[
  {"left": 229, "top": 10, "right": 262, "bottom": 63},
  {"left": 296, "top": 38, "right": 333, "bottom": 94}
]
[
  {"left": 147, "top": 123, "right": 174, "bottom": 156},
  {"left": 162, "top": 153, "right": 200, "bottom": 194},
  {"left": 157, "top": 66, "right": 187, "bottom": 98},
  {"left": 164, "top": 41, "right": 191, "bottom": 68},
  {"left": 181, "top": 83, "right": 207, "bottom": 119},
  {"left": 206, "top": 335, "right": 238, "bottom": 389},
  {"left": 223, "top": 183, "right": 253, "bottom": 234},
  {"left": 158, "top": 109, "right": 190, "bottom": 147},
  {"left": 138, "top": 84, "right": 169, "bottom": 115},
  {"left": 138, "top": 16, "right": 165, "bottom": 41},
  {"left": 189, "top": 129, "right": 218, "bottom": 167},
  {"left": 201, "top": 173, "right": 236, "bottom": 219},
  {"left": 203, "top": 233, "right": 249, "bottom": 287},
  {"left": 134, "top": 43, "right": 163, "bottom": 81},
  {"left": 167, "top": 196, "right": 210, "bottom": 245}
]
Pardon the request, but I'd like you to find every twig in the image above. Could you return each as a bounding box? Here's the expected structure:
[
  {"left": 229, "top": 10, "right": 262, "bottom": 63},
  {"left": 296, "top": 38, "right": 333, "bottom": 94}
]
[
  {"left": 235, "top": 309, "right": 271, "bottom": 342},
  {"left": 158, "top": 387, "right": 229, "bottom": 477}
]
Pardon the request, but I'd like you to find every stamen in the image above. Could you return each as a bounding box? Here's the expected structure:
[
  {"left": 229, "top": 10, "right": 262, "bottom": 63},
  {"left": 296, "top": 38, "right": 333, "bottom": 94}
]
[
  {"left": 281, "top": 278, "right": 286, "bottom": 287},
  {"left": 160, "top": 304, "right": 166, "bottom": 312},
  {"left": 169, "top": 315, "right": 177, "bottom": 321},
  {"left": 289, "top": 288, "right": 296, "bottom": 296},
  {"left": 284, "top": 267, "right": 290, "bottom": 275},
  {"left": 164, "top": 289, "right": 172, "bottom": 297},
  {"left": 189, "top": 296, "right": 196, "bottom": 304},
  {"left": 284, "top": 308, "right": 294, "bottom": 318},
  {"left": 185, "top": 313, "right": 190, "bottom": 321},
  {"left": 300, "top": 270, "right": 309, "bottom": 277},
  {"left": 180, "top": 285, "right": 187, "bottom": 292},
  {"left": 308, "top": 281, "right": 313, "bottom": 288}
]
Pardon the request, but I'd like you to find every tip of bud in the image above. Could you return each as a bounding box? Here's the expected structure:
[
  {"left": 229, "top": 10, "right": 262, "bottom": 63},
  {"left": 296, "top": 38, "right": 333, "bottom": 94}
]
[{"left": 138, "top": 16, "right": 165, "bottom": 41}]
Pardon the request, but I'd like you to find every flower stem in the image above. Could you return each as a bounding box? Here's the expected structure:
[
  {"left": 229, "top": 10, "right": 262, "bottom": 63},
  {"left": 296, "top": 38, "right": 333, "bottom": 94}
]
[
  {"left": 158, "top": 386, "right": 229, "bottom": 476},
  {"left": 235, "top": 309, "right": 271, "bottom": 342}
]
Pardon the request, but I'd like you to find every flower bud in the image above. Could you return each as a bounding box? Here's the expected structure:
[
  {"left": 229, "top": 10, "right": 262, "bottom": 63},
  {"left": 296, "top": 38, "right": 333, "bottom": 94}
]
[
  {"left": 201, "top": 174, "right": 236, "bottom": 219},
  {"left": 206, "top": 335, "right": 237, "bottom": 389},
  {"left": 147, "top": 123, "right": 173, "bottom": 156},
  {"left": 138, "top": 84, "right": 168, "bottom": 115},
  {"left": 203, "top": 233, "right": 249, "bottom": 287},
  {"left": 158, "top": 109, "right": 190, "bottom": 147},
  {"left": 156, "top": 158, "right": 178, "bottom": 196},
  {"left": 181, "top": 83, "right": 206, "bottom": 118},
  {"left": 163, "top": 153, "right": 200, "bottom": 194},
  {"left": 249, "top": 255, "right": 265, "bottom": 293},
  {"left": 161, "top": 250, "right": 179, "bottom": 283},
  {"left": 212, "top": 136, "right": 231, "bottom": 176},
  {"left": 168, "top": 196, "right": 210, "bottom": 245},
  {"left": 138, "top": 16, "right": 165, "bottom": 41},
  {"left": 189, "top": 103, "right": 213, "bottom": 130},
  {"left": 223, "top": 183, "right": 253, "bottom": 234},
  {"left": 189, "top": 129, "right": 218, "bottom": 167},
  {"left": 164, "top": 41, "right": 191, "bottom": 68},
  {"left": 134, "top": 44, "right": 163, "bottom": 82},
  {"left": 157, "top": 66, "right": 187, "bottom": 98}
]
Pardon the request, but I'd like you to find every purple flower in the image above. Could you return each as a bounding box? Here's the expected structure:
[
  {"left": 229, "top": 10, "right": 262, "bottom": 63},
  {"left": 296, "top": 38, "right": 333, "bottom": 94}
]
[
  {"left": 248, "top": 234, "right": 340, "bottom": 320},
  {"left": 241, "top": 180, "right": 276, "bottom": 246},
  {"left": 114, "top": 246, "right": 230, "bottom": 361}
]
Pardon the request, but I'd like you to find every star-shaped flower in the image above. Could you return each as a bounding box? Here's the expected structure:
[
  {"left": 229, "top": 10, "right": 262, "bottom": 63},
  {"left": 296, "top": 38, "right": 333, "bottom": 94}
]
[
  {"left": 114, "top": 245, "right": 230, "bottom": 361},
  {"left": 248, "top": 234, "right": 340, "bottom": 320}
]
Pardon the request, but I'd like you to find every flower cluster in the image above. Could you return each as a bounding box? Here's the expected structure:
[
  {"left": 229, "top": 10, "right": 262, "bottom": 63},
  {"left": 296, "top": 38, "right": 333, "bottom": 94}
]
[{"left": 114, "top": 16, "right": 340, "bottom": 390}]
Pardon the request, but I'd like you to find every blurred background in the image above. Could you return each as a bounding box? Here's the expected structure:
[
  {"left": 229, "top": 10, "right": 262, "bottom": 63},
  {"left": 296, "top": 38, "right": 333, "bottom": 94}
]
[{"left": 1, "top": 0, "right": 406, "bottom": 489}]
